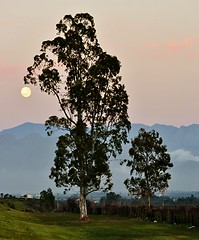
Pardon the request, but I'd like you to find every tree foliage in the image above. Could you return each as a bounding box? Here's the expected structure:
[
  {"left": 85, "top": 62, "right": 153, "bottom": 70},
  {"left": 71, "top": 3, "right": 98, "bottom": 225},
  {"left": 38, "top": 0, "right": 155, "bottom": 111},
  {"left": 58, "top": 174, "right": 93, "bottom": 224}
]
[
  {"left": 40, "top": 188, "right": 55, "bottom": 211},
  {"left": 24, "top": 13, "right": 131, "bottom": 220},
  {"left": 101, "top": 192, "right": 122, "bottom": 206},
  {"left": 123, "top": 128, "right": 173, "bottom": 208}
]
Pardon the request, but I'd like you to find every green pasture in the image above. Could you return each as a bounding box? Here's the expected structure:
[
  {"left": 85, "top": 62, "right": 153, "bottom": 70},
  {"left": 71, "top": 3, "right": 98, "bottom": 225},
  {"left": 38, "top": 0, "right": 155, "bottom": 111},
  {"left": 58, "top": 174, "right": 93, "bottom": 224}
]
[{"left": 0, "top": 199, "right": 198, "bottom": 239}]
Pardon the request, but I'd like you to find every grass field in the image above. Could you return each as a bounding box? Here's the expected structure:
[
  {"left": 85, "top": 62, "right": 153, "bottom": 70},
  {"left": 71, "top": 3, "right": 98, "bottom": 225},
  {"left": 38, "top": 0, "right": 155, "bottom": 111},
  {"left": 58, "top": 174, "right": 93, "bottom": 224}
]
[{"left": 0, "top": 199, "right": 199, "bottom": 239}]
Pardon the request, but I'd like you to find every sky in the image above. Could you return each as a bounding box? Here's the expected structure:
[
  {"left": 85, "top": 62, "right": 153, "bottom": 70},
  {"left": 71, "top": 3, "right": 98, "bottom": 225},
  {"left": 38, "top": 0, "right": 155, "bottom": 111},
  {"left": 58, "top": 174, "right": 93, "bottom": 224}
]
[{"left": 1, "top": 0, "right": 199, "bottom": 130}]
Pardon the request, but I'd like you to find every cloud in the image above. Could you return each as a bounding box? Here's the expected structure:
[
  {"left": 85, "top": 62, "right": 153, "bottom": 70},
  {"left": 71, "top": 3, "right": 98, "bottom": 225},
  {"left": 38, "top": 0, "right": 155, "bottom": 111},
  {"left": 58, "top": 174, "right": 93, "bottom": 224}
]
[
  {"left": 142, "top": 36, "right": 199, "bottom": 60},
  {"left": 170, "top": 149, "right": 199, "bottom": 164},
  {"left": 164, "top": 36, "right": 196, "bottom": 52},
  {"left": 182, "top": 37, "right": 194, "bottom": 48},
  {"left": 0, "top": 64, "right": 19, "bottom": 74},
  {"left": 164, "top": 41, "right": 179, "bottom": 52},
  {"left": 0, "top": 64, "right": 24, "bottom": 81}
]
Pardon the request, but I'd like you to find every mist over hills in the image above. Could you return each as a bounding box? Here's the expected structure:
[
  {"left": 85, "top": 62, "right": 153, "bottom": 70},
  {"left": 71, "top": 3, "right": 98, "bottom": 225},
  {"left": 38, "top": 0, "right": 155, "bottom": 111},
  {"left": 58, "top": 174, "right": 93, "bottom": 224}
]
[{"left": 0, "top": 122, "right": 199, "bottom": 194}]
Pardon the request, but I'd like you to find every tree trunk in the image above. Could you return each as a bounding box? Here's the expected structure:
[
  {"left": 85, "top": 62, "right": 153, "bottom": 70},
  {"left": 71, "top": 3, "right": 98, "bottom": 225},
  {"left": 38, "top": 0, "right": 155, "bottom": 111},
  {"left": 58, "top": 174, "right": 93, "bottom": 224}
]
[
  {"left": 79, "top": 186, "right": 88, "bottom": 221},
  {"left": 147, "top": 194, "right": 151, "bottom": 209}
]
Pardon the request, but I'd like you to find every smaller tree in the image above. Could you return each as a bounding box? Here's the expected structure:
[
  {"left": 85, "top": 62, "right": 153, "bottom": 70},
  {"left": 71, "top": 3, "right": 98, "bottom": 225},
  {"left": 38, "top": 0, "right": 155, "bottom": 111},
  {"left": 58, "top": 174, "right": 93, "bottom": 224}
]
[
  {"left": 40, "top": 188, "right": 55, "bottom": 211},
  {"left": 105, "top": 192, "right": 122, "bottom": 206},
  {"left": 123, "top": 128, "right": 173, "bottom": 209},
  {"left": 67, "top": 196, "right": 79, "bottom": 213}
]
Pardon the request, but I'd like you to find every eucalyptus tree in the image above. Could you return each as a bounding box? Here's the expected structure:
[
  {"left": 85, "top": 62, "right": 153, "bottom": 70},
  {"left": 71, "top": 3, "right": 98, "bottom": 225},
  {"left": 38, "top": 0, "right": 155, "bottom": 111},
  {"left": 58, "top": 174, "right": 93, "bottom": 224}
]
[
  {"left": 123, "top": 128, "right": 173, "bottom": 209},
  {"left": 24, "top": 13, "right": 131, "bottom": 220}
]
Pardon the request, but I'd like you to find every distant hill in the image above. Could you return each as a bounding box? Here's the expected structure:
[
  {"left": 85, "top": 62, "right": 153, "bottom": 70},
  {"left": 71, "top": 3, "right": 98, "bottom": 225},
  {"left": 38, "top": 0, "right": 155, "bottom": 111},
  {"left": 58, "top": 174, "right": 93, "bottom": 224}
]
[
  {"left": 128, "top": 123, "right": 199, "bottom": 155},
  {"left": 0, "top": 122, "right": 47, "bottom": 139},
  {"left": 0, "top": 122, "right": 199, "bottom": 194}
]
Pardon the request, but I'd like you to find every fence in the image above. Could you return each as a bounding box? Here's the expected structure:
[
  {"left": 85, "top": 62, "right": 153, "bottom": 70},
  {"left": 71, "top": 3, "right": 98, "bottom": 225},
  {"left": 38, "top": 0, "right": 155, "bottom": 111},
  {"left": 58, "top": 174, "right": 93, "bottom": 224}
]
[{"left": 87, "top": 205, "right": 199, "bottom": 226}]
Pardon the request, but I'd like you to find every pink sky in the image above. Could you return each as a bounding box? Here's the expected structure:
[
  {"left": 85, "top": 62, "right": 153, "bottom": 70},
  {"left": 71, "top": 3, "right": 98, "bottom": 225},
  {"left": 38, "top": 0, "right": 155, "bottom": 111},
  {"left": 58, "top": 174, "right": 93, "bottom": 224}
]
[{"left": 1, "top": 0, "right": 199, "bottom": 130}]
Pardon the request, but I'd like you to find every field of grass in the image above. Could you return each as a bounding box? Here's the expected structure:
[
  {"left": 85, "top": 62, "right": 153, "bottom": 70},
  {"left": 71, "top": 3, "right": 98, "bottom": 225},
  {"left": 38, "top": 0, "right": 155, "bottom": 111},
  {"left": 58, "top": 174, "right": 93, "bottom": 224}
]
[{"left": 0, "top": 199, "right": 199, "bottom": 239}]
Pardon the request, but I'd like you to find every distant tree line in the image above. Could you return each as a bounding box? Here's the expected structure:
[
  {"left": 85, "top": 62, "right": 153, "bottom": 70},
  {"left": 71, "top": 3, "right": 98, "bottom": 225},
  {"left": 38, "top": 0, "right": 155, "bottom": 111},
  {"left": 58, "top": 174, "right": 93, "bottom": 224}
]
[{"left": 52, "top": 192, "right": 199, "bottom": 213}]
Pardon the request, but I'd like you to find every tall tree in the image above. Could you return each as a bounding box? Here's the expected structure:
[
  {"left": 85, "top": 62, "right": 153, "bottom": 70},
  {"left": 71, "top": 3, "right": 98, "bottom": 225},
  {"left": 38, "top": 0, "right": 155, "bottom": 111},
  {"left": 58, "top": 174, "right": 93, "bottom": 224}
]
[
  {"left": 24, "top": 13, "right": 131, "bottom": 220},
  {"left": 123, "top": 128, "right": 173, "bottom": 209}
]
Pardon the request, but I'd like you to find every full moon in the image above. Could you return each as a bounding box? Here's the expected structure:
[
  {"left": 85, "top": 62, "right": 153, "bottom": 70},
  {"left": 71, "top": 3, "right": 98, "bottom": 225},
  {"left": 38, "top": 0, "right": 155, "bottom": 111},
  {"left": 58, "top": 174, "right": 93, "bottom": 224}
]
[{"left": 21, "top": 87, "right": 31, "bottom": 97}]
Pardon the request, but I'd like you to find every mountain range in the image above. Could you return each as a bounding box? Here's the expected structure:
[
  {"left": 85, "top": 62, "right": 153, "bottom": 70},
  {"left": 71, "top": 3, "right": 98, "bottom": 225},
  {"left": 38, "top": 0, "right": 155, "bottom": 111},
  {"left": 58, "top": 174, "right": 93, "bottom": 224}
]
[{"left": 0, "top": 122, "right": 199, "bottom": 195}]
